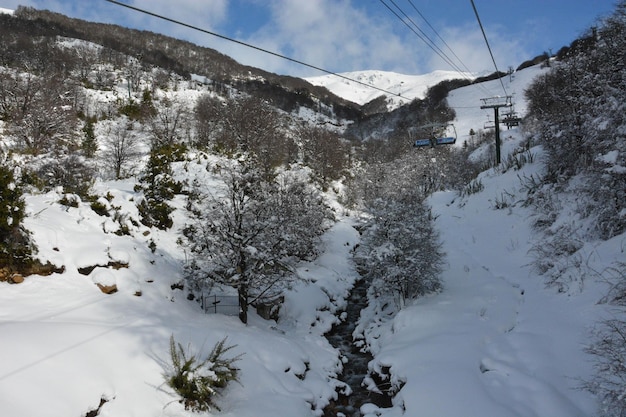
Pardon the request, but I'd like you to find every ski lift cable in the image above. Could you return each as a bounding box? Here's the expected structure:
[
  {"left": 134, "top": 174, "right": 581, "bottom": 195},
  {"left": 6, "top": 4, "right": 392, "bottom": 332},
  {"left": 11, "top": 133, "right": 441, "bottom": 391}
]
[
  {"left": 104, "top": 0, "right": 415, "bottom": 101},
  {"left": 470, "top": 0, "right": 508, "bottom": 97},
  {"left": 404, "top": 0, "right": 494, "bottom": 97},
  {"left": 379, "top": 0, "right": 469, "bottom": 78},
  {"left": 406, "top": 0, "right": 473, "bottom": 75},
  {"left": 379, "top": 0, "right": 495, "bottom": 99}
]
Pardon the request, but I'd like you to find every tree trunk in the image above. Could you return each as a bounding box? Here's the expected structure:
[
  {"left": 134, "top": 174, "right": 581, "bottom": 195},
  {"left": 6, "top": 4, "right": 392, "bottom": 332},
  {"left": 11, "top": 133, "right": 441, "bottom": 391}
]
[{"left": 238, "top": 281, "right": 248, "bottom": 324}]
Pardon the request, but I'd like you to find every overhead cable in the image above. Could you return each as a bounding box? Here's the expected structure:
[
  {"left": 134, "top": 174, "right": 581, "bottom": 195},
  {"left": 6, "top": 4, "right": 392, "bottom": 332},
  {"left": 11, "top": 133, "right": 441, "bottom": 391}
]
[
  {"left": 405, "top": 0, "right": 477, "bottom": 79},
  {"left": 380, "top": 0, "right": 493, "bottom": 97},
  {"left": 104, "top": 0, "right": 415, "bottom": 101},
  {"left": 379, "top": 0, "right": 465, "bottom": 76},
  {"left": 470, "top": 0, "right": 508, "bottom": 96}
]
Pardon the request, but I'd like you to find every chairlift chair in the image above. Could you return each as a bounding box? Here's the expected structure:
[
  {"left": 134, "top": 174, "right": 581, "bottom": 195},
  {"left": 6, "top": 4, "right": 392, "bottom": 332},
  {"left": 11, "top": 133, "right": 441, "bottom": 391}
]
[
  {"left": 414, "top": 123, "right": 457, "bottom": 147},
  {"left": 502, "top": 111, "right": 522, "bottom": 128}
]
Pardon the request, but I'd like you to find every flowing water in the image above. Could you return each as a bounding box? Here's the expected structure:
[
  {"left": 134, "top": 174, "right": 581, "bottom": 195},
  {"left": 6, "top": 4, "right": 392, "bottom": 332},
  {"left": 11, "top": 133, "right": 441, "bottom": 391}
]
[{"left": 323, "top": 278, "right": 392, "bottom": 417}]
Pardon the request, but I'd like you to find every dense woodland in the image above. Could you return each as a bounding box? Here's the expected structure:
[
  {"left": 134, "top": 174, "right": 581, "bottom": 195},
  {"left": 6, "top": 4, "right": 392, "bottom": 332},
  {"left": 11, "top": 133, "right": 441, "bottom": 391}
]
[{"left": 1, "top": 2, "right": 626, "bottom": 415}]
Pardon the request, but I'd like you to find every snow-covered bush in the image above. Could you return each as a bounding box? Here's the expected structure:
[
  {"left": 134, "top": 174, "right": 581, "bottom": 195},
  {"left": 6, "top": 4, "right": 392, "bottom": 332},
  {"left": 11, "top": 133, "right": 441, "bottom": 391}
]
[
  {"left": 352, "top": 153, "right": 444, "bottom": 308},
  {"left": 163, "top": 335, "right": 241, "bottom": 412},
  {"left": 37, "top": 155, "right": 95, "bottom": 197},
  {"left": 524, "top": 1, "right": 626, "bottom": 240},
  {"left": 583, "top": 314, "right": 626, "bottom": 417}
]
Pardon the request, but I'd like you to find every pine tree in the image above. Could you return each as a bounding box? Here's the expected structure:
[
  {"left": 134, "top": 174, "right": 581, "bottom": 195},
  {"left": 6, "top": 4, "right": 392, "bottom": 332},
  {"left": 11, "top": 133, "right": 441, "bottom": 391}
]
[
  {"left": 81, "top": 118, "right": 97, "bottom": 158},
  {"left": 0, "top": 162, "right": 32, "bottom": 272}
]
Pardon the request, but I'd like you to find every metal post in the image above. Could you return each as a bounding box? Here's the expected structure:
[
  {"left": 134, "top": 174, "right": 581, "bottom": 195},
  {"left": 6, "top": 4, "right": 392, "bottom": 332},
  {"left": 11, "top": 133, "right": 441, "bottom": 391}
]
[
  {"left": 494, "top": 107, "right": 501, "bottom": 164},
  {"left": 480, "top": 96, "right": 512, "bottom": 166}
]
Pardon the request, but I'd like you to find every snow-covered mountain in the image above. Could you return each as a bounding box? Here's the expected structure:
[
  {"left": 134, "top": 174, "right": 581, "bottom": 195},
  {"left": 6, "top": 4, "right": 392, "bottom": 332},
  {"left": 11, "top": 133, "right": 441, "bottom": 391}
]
[{"left": 306, "top": 69, "right": 478, "bottom": 110}]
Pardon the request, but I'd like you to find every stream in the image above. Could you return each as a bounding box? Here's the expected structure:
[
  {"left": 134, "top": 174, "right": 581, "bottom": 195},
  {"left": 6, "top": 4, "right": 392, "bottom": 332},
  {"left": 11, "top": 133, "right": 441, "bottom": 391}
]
[{"left": 323, "top": 277, "right": 392, "bottom": 417}]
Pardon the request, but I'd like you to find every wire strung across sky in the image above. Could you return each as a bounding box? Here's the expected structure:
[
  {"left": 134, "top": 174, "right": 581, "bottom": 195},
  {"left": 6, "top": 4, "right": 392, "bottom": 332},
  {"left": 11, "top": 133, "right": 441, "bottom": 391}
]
[
  {"left": 104, "top": 0, "right": 418, "bottom": 102},
  {"left": 379, "top": 0, "right": 494, "bottom": 98},
  {"left": 470, "top": 0, "right": 509, "bottom": 97}
]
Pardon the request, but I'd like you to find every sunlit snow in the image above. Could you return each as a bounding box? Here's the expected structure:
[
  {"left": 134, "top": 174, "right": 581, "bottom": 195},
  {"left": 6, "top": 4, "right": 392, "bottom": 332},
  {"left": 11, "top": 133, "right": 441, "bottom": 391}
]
[{"left": 0, "top": 62, "right": 616, "bottom": 417}]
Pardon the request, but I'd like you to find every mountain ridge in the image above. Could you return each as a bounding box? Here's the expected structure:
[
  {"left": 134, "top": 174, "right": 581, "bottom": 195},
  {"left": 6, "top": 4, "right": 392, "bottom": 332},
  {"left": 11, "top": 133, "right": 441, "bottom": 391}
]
[{"left": 306, "top": 69, "right": 482, "bottom": 110}]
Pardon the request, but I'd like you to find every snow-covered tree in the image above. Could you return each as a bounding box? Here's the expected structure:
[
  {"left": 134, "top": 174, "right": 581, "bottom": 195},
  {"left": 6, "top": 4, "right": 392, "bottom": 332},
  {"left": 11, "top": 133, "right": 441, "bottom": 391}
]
[
  {"left": 148, "top": 96, "right": 190, "bottom": 148},
  {"left": 353, "top": 154, "right": 444, "bottom": 308},
  {"left": 297, "top": 125, "right": 350, "bottom": 186},
  {"left": 194, "top": 94, "right": 296, "bottom": 177},
  {"left": 3, "top": 71, "right": 78, "bottom": 154},
  {"left": 524, "top": 1, "right": 626, "bottom": 239},
  {"left": 184, "top": 156, "right": 331, "bottom": 323}
]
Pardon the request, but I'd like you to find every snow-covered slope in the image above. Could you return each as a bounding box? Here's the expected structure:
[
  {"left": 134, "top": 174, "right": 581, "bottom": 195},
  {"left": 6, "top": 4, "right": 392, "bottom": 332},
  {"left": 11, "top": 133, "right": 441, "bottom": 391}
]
[
  {"left": 0, "top": 63, "right": 619, "bottom": 417},
  {"left": 306, "top": 69, "right": 477, "bottom": 110}
]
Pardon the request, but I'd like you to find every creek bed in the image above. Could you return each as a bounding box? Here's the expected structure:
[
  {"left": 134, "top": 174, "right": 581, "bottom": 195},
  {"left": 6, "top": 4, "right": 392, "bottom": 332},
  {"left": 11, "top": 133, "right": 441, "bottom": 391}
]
[{"left": 323, "top": 278, "right": 391, "bottom": 417}]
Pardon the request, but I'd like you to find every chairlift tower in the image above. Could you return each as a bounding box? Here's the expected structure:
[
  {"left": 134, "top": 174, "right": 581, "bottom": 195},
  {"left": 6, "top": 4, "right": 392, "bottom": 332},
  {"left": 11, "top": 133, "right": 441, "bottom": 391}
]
[{"left": 480, "top": 96, "right": 512, "bottom": 164}]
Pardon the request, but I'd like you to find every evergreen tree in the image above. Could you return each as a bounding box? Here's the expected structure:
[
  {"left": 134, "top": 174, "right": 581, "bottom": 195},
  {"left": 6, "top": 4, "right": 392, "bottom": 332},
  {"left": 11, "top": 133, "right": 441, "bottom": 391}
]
[
  {"left": 136, "top": 144, "right": 184, "bottom": 230},
  {"left": 81, "top": 118, "right": 97, "bottom": 158},
  {"left": 0, "top": 161, "right": 32, "bottom": 271}
]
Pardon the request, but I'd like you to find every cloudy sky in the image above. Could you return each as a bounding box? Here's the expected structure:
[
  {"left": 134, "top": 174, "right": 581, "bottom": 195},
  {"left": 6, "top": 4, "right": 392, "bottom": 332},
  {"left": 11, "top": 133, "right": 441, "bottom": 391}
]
[{"left": 0, "top": 0, "right": 616, "bottom": 77}]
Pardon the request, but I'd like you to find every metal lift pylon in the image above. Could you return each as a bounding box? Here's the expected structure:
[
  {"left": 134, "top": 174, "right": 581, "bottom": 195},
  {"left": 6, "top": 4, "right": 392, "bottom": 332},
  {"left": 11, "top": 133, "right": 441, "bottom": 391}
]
[{"left": 480, "top": 96, "right": 512, "bottom": 164}]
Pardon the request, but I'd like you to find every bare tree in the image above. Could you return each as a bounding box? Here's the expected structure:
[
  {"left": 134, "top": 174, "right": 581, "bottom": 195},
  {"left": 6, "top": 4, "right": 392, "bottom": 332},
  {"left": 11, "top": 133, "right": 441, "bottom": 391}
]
[
  {"left": 194, "top": 94, "right": 296, "bottom": 176},
  {"left": 149, "top": 96, "right": 189, "bottom": 148},
  {"left": 298, "top": 125, "right": 350, "bottom": 186},
  {"left": 101, "top": 121, "right": 141, "bottom": 179}
]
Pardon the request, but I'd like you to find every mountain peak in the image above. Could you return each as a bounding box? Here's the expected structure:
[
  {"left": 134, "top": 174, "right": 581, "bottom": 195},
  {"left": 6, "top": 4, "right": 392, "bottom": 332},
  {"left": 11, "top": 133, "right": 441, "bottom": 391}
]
[{"left": 305, "top": 69, "right": 477, "bottom": 110}]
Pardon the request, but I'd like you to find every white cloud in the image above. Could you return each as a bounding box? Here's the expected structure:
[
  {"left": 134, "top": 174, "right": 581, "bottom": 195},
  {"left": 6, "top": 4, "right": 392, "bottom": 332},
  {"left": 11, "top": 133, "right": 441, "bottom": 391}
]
[
  {"left": 116, "top": 0, "right": 229, "bottom": 45},
  {"left": 1, "top": 0, "right": 530, "bottom": 77},
  {"left": 226, "top": 0, "right": 427, "bottom": 77},
  {"left": 429, "top": 23, "right": 531, "bottom": 74}
]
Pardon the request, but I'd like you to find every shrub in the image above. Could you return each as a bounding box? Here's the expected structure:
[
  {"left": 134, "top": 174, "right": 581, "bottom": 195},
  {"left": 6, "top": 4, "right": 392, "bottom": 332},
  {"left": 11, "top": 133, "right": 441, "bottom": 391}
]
[
  {"left": 163, "top": 335, "right": 242, "bottom": 412},
  {"left": 461, "top": 178, "right": 484, "bottom": 197},
  {"left": 583, "top": 315, "right": 626, "bottom": 417},
  {"left": 37, "top": 155, "right": 95, "bottom": 197}
]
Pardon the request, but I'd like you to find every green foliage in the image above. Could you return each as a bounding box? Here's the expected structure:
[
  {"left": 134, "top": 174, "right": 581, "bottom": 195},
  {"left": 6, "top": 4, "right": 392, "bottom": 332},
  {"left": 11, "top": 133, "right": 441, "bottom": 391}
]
[
  {"left": 81, "top": 118, "right": 97, "bottom": 158},
  {"left": 136, "top": 144, "right": 185, "bottom": 230},
  {"left": 164, "top": 335, "right": 242, "bottom": 412},
  {"left": 118, "top": 100, "right": 143, "bottom": 120},
  {"left": 58, "top": 194, "right": 80, "bottom": 208},
  {"left": 90, "top": 200, "right": 109, "bottom": 217},
  {"left": 0, "top": 162, "right": 33, "bottom": 270}
]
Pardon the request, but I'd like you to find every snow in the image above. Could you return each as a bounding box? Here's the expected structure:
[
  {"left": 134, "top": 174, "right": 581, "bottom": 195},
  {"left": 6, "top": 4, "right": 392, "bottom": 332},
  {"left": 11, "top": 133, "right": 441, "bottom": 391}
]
[
  {"left": 306, "top": 69, "right": 480, "bottom": 110},
  {"left": 0, "top": 62, "right": 619, "bottom": 417},
  {"left": 358, "top": 154, "right": 608, "bottom": 416}
]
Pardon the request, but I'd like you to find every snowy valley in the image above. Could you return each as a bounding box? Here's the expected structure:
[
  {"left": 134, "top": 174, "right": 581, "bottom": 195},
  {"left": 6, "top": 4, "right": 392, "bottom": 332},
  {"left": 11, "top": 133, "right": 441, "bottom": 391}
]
[{"left": 1, "top": 5, "right": 626, "bottom": 417}]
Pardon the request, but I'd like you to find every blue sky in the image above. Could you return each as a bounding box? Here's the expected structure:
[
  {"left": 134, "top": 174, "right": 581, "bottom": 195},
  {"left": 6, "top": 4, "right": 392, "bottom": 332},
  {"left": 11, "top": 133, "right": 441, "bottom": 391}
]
[{"left": 0, "top": 0, "right": 617, "bottom": 77}]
